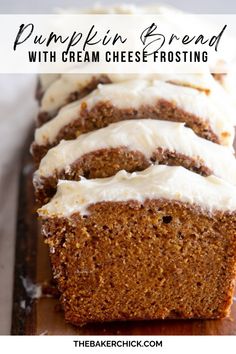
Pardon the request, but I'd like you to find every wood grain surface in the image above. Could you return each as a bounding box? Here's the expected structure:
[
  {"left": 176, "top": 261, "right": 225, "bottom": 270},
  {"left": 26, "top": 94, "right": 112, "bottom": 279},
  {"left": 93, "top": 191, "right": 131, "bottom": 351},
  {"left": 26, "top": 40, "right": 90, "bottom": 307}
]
[{"left": 11, "top": 129, "right": 236, "bottom": 335}]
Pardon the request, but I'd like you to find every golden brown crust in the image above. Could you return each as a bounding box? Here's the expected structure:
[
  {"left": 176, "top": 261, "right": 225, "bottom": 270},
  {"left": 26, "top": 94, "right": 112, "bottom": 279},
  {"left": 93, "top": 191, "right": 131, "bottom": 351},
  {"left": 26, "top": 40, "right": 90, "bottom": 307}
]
[
  {"left": 41, "top": 199, "right": 236, "bottom": 325},
  {"left": 34, "top": 147, "right": 212, "bottom": 205},
  {"left": 31, "top": 99, "right": 219, "bottom": 164}
]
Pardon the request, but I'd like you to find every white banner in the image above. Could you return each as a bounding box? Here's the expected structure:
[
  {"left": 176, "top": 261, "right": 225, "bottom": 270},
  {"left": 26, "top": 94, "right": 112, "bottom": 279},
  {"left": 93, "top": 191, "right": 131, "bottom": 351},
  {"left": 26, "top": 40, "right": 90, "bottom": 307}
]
[
  {"left": 0, "top": 14, "right": 236, "bottom": 73},
  {"left": 1, "top": 335, "right": 236, "bottom": 354}
]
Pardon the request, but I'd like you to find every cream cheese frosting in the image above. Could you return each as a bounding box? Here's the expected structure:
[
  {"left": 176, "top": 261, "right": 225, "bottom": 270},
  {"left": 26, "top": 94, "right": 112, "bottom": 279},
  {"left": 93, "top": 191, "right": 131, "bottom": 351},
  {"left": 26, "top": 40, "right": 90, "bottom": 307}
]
[
  {"left": 35, "top": 119, "right": 236, "bottom": 185},
  {"left": 39, "top": 74, "right": 60, "bottom": 92},
  {"left": 40, "top": 73, "right": 215, "bottom": 114},
  {"left": 34, "top": 79, "right": 235, "bottom": 147},
  {"left": 217, "top": 65, "right": 236, "bottom": 110},
  {"left": 38, "top": 165, "right": 236, "bottom": 217}
]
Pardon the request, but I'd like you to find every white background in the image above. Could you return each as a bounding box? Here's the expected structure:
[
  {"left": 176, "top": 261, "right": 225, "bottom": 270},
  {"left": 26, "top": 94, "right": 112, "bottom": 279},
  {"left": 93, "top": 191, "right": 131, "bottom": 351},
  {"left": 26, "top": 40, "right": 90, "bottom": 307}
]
[{"left": 1, "top": 0, "right": 236, "bottom": 336}]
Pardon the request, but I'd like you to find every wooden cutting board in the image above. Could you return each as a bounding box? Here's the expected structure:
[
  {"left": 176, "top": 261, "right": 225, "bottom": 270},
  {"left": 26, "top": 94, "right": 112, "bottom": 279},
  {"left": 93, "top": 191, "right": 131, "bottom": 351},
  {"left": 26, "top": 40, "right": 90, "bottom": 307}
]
[{"left": 11, "top": 128, "right": 236, "bottom": 335}]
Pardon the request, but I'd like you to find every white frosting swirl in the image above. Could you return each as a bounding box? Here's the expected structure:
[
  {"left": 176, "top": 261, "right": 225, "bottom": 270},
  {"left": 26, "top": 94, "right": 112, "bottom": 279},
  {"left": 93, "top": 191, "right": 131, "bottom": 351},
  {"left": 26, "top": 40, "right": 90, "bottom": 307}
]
[
  {"left": 35, "top": 119, "right": 236, "bottom": 185},
  {"left": 38, "top": 165, "right": 236, "bottom": 217},
  {"left": 40, "top": 73, "right": 215, "bottom": 114},
  {"left": 34, "top": 79, "right": 235, "bottom": 147}
]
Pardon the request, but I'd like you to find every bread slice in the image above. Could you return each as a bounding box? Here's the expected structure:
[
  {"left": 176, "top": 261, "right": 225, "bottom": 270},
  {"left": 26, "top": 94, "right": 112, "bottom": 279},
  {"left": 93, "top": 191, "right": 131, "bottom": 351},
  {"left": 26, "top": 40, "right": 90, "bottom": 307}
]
[{"left": 38, "top": 165, "right": 236, "bottom": 325}]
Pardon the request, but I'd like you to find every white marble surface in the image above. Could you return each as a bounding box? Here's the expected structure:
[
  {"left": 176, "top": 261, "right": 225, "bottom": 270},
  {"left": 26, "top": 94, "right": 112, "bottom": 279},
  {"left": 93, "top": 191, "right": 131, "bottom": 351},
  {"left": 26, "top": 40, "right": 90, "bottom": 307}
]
[{"left": 1, "top": 0, "right": 236, "bottom": 336}]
